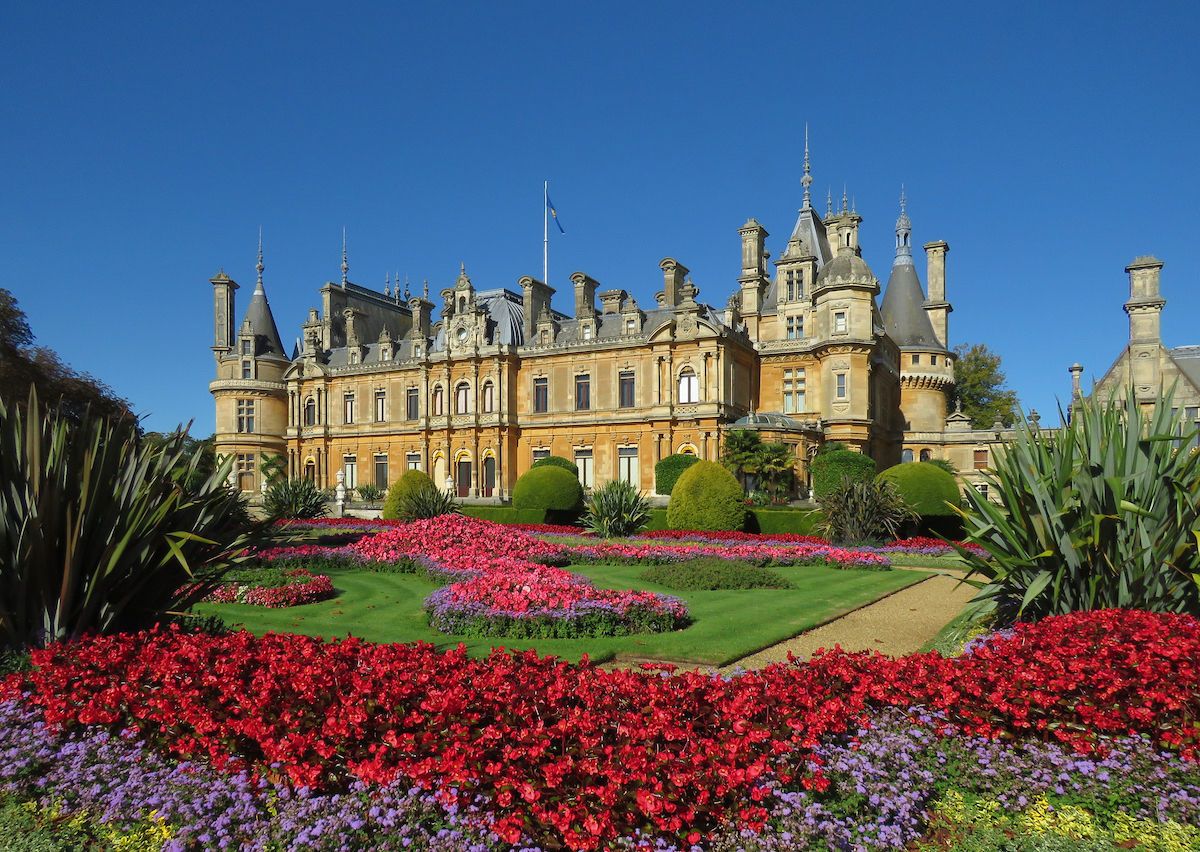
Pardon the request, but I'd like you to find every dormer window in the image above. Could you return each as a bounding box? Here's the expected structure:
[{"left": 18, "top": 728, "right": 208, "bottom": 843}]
[
  {"left": 786, "top": 316, "right": 803, "bottom": 340},
  {"left": 241, "top": 360, "right": 252, "bottom": 379},
  {"left": 458, "top": 297, "right": 466, "bottom": 312},
  {"left": 624, "top": 318, "right": 636, "bottom": 335},
  {"left": 241, "top": 340, "right": 251, "bottom": 355},
  {"left": 349, "top": 350, "right": 359, "bottom": 365},
  {"left": 540, "top": 330, "right": 549, "bottom": 344},
  {"left": 581, "top": 323, "right": 593, "bottom": 341}
]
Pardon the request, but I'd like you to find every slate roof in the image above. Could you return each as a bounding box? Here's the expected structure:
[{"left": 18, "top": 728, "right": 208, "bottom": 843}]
[
  {"left": 880, "top": 256, "right": 944, "bottom": 351},
  {"left": 1169, "top": 346, "right": 1200, "bottom": 392},
  {"left": 241, "top": 283, "right": 288, "bottom": 358}
]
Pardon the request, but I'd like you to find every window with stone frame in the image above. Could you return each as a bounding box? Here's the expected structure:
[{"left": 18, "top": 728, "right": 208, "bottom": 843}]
[
  {"left": 575, "top": 374, "right": 590, "bottom": 411},
  {"left": 574, "top": 448, "right": 594, "bottom": 489},
  {"left": 303, "top": 397, "right": 316, "bottom": 426},
  {"left": 373, "top": 454, "right": 388, "bottom": 490},
  {"left": 432, "top": 385, "right": 444, "bottom": 416},
  {"left": 835, "top": 372, "right": 848, "bottom": 400},
  {"left": 241, "top": 360, "right": 252, "bottom": 379},
  {"left": 618, "top": 371, "right": 635, "bottom": 408},
  {"left": 455, "top": 382, "right": 471, "bottom": 414},
  {"left": 617, "top": 446, "right": 638, "bottom": 485},
  {"left": 406, "top": 452, "right": 421, "bottom": 470},
  {"left": 343, "top": 392, "right": 356, "bottom": 424},
  {"left": 533, "top": 377, "right": 548, "bottom": 413},
  {"left": 973, "top": 449, "right": 989, "bottom": 470},
  {"left": 677, "top": 367, "right": 699, "bottom": 403},
  {"left": 833, "top": 311, "right": 848, "bottom": 334},
  {"left": 481, "top": 380, "right": 495, "bottom": 413},
  {"left": 374, "top": 390, "right": 386, "bottom": 422},
  {"left": 236, "top": 398, "right": 255, "bottom": 433},
  {"left": 786, "top": 315, "right": 803, "bottom": 340},
  {"left": 783, "top": 369, "right": 806, "bottom": 414},
  {"left": 406, "top": 387, "right": 419, "bottom": 421}
]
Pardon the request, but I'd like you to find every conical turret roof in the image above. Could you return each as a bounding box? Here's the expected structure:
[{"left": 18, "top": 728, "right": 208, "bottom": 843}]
[
  {"left": 880, "top": 194, "right": 945, "bottom": 351},
  {"left": 241, "top": 245, "right": 287, "bottom": 358}
]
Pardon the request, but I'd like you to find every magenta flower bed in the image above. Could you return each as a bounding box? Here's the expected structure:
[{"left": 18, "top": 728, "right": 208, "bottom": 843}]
[{"left": 201, "top": 568, "right": 335, "bottom": 608}]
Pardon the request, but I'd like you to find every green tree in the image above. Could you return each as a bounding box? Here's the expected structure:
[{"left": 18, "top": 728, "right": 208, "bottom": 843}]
[
  {"left": 721, "top": 430, "right": 763, "bottom": 489},
  {"left": 756, "top": 442, "right": 795, "bottom": 502},
  {"left": 0, "top": 288, "right": 136, "bottom": 426},
  {"left": 951, "top": 342, "right": 1020, "bottom": 428}
]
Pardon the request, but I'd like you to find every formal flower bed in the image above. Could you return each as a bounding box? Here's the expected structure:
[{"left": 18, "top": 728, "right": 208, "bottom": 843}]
[
  {"left": 568, "top": 540, "right": 891, "bottom": 569},
  {"left": 880, "top": 535, "right": 987, "bottom": 557},
  {"left": 190, "top": 567, "right": 336, "bottom": 608},
  {"left": 350, "top": 515, "right": 688, "bottom": 637},
  {"left": 4, "top": 609, "right": 1197, "bottom": 850},
  {"left": 636, "top": 529, "right": 828, "bottom": 545}
]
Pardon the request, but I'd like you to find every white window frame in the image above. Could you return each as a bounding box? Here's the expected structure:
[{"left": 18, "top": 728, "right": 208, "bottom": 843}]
[
  {"left": 374, "top": 390, "right": 386, "bottom": 422},
  {"left": 678, "top": 368, "right": 699, "bottom": 403},
  {"left": 833, "top": 311, "right": 848, "bottom": 334},
  {"left": 617, "top": 446, "right": 638, "bottom": 486},
  {"left": 574, "top": 448, "right": 594, "bottom": 489},
  {"left": 343, "top": 454, "right": 357, "bottom": 489}
]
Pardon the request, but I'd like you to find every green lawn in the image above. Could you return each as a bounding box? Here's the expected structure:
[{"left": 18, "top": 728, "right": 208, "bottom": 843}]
[{"left": 197, "top": 562, "right": 929, "bottom": 666}]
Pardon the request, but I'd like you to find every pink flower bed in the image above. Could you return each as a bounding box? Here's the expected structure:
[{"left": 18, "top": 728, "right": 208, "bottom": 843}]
[
  {"left": 202, "top": 569, "right": 335, "bottom": 608},
  {"left": 568, "top": 540, "right": 890, "bottom": 569},
  {"left": 637, "top": 529, "right": 828, "bottom": 545},
  {"left": 349, "top": 516, "right": 687, "bottom": 636}
]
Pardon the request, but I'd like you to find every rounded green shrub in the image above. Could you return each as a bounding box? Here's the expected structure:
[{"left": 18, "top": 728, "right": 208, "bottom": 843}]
[
  {"left": 654, "top": 453, "right": 700, "bottom": 495},
  {"left": 667, "top": 460, "right": 746, "bottom": 532},
  {"left": 531, "top": 455, "right": 579, "bottom": 477},
  {"left": 381, "top": 469, "right": 436, "bottom": 520},
  {"left": 512, "top": 465, "right": 584, "bottom": 523},
  {"left": 810, "top": 450, "right": 877, "bottom": 500},
  {"left": 876, "top": 462, "right": 961, "bottom": 518}
]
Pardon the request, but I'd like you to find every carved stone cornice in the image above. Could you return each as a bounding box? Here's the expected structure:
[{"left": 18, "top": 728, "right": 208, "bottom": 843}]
[{"left": 899, "top": 372, "right": 954, "bottom": 390}]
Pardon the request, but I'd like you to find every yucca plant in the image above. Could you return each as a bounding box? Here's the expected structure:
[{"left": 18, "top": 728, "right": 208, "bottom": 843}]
[
  {"left": 956, "top": 385, "right": 1200, "bottom": 624},
  {"left": 354, "top": 483, "right": 385, "bottom": 503},
  {"left": 582, "top": 479, "right": 652, "bottom": 538},
  {"left": 817, "top": 479, "right": 916, "bottom": 545},
  {"left": 0, "top": 389, "right": 265, "bottom": 650},
  {"left": 262, "top": 478, "right": 329, "bottom": 520},
  {"left": 397, "top": 484, "right": 461, "bottom": 521}
]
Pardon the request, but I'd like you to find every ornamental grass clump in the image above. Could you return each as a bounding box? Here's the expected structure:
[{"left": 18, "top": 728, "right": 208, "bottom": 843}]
[
  {"left": 0, "top": 388, "right": 264, "bottom": 650},
  {"left": 957, "top": 385, "right": 1200, "bottom": 624},
  {"left": 582, "top": 479, "right": 651, "bottom": 538}
]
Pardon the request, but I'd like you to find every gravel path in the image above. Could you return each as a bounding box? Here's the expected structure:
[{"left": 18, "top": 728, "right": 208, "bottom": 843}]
[{"left": 726, "top": 569, "right": 975, "bottom": 670}]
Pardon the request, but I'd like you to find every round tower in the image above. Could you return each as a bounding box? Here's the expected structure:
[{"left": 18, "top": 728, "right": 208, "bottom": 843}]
[
  {"left": 209, "top": 236, "right": 289, "bottom": 492},
  {"left": 879, "top": 192, "right": 955, "bottom": 450}
]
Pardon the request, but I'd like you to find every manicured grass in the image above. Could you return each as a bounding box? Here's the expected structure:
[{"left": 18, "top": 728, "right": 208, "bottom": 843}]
[
  {"left": 197, "top": 562, "right": 929, "bottom": 666},
  {"left": 886, "top": 553, "right": 969, "bottom": 569}
]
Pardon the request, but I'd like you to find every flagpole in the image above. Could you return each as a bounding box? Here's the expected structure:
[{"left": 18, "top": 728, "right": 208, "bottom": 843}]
[{"left": 543, "top": 180, "right": 549, "bottom": 285}]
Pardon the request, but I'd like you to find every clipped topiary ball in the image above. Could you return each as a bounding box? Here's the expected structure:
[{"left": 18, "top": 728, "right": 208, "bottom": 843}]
[
  {"left": 810, "top": 450, "right": 877, "bottom": 500},
  {"left": 876, "top": 461, "right": 961, "bottom": 518},
  {"left": 667, "top": 460, "right": 746, "bottom": 532},
  {"left": 531, "top": 455, "right": 579, "bottom": 477},
  {"left": 512, "top": 465, "right": 584, "bottom": 523},
  {"left": 382, "top": 469, "right": 436, "bottom": 520},
  {"left": 654, "top": 453, "right": 700, "bottom": 495}
]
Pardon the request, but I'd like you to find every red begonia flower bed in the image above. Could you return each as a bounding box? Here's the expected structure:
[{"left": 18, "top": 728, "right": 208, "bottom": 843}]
[{"left": 5, "top": 609, "right": 1197, "bottom": 850}]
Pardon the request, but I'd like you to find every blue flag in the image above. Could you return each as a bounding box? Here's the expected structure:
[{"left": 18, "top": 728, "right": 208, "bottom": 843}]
[{"left": 546, "top": 194, "right": 565, "bottom": 234}]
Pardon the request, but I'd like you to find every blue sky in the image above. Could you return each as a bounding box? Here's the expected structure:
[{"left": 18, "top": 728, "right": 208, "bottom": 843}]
[{"left": 3, "top": 2, "right": 1198, "bottom": 434}]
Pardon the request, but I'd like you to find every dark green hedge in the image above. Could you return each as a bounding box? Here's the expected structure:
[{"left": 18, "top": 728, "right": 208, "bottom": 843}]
[
  {"left": 531, "top": 455, "right": 580, "bottom": 477},
  {"left": 667, "top": 460, "right": 746, "bottom": 531},
  {"left": 876, "top": 462, "right": 961, "bottom": 518},
  {"left": 512, "top": 465, "right": 585, "bottom": 525},
  {"left": 744, "top": 508, "right": 823, "bottom": 536},
  {"left": 810, "top": 450, "right": 877, "bottom": 500},
  {"left": 460, "top": 506, "right": 550, "bottom": 525},
  {"left": 654, "top": 453, "right": 700, "bottom": 495},
  {"left": 644, "top": 508, "right": 670, "bottom": 531}
]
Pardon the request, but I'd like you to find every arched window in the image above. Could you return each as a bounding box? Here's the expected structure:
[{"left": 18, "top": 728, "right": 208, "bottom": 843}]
[
  {"left": 481, "top": 380, "right": 495, "bottom": 413},
  {"left": 458, "top": 297, "right": 466, "bottom": 313},
  {"left": 303, "top": 397, "right": 316, "bottom": 426},
  {"left": 901, "top": 448, "right": 914, "bottom": 463},
  {"left": 432, "top": 385, "right": 444, "bottom": 416},
  {"left": 678, "top": 367, "right": 699, "bottom": 403},
  {"left": 455, "top": 381, "right": 471, "bottom": 414},
  {"left": 919, "top": 448, "right": 932, "bottom": 462}
]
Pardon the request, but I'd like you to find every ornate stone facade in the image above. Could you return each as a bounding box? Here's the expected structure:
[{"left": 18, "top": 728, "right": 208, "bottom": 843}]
[{"left": 211, "top": 165, "right": 965, "bottom": 497}]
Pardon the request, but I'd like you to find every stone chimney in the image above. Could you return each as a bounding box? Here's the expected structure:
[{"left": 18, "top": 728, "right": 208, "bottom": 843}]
[
  {"left": 923, "top": 240, "right": 951, "bottom": 348},
  {"left": 519, "top": 276, "right": 555, "bottom": 341},
  {"left": 659, "top": 258, "right": 688, "bottom": 309},
  {"left": 570, "top": 272, "right": 599, "bottom": 320}
]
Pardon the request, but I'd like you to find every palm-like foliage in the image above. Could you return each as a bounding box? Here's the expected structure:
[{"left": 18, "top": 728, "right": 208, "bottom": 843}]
[
  {"left": 583, "top": 480, "right": 652, "bottom": 538},
  {"left": 818, "top": 479, "right": 916, "bottom": 545},
  {"left": 397, "top": 484, "right": 461, "bottom": 521},
  {"left": 756, "top": 443, "right": 795, "bottom": 501},
  {"left": 721, "top": 430, "right": 763, "bottom": 489},
  {"left": 262, "top": 478, "right": 328, "bottom": 520},
  {"left": 0, "top": 389, "right": 263, "bottom": 650},
  {"left": 956, "top": 385, "right": 1200, "bottom": 624}
]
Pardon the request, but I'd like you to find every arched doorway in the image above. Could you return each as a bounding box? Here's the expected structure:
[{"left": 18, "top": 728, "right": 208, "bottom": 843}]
[
  {"left": 303, "top": 458, "right": 316, "bottom": 482},
  {"left": 432, "top": 452, "right": 447, "bottom": 489},
  {"left": 455, "top": 450, "right": 472, "bottom": 498},
  {"left": 482, "top": 453, "right": 496, "bottom": 498}
]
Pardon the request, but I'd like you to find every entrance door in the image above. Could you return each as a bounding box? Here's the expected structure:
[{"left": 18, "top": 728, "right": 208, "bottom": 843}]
[
  {"left": 456, "top": 460, "right": 472, "bottom": 498},
  {"left": 482, "top": 457, "right": 496, "bottom": 497}
]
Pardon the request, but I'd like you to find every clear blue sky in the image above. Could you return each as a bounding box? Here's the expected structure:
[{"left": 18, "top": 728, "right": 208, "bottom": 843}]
[{"left": 3, "top": 2, "right": 1198, "bottom": 434}]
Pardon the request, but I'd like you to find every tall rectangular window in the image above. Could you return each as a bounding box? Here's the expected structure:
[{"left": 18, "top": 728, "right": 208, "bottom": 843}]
[
  {"left": 240, "top": 340, "right": 251, "bottom": 355},
  {"left": 786, "top": 316, "right": 803, "bottom": 340},
  {"left": 241, "top": 361, "right": 252, "bottom": 379},
  {"left": 343, "top": 454, "right": 357, "bottom": 489},
  {"left": 575, "top": 374, "right": 590, "bottom": 411},
  {"left": 835, "top": 372, "right": 847, "bottom": 400},
  {"left": 343, "top": 393, "right": 356, "bottom": 424},
  {"left": 574, "top": 448, "right": 594, "bottom": 489},
  {"left": 406, "top": 387, "right": 419, "bottom": 421},
  {"left": 374, "top": 390, "right": 386, "bottom": 422},
  {"left": 786, "top": 270, "right": 795, "bottom": 301},
  {"left": 618, "top": 371, "right": 635, "bottom": 408},
  {"left": 533, "top": 377, "right": 548, "bottom": 413},
  {"left": 406, "top": 452, "right": 421, "bottom": 470},
  {"left": 833, "top": 311, "right": 848, "bottom": 333},
  {"left": 236, "top": 453, "right": 255, "bottom": 491},
  {"left": 973, "top": 449, "right": 989, "bottom": 470},
  {"left": 374, "top": 454, "right": 388, "bottom": 490},
  {"left": 618, "top": 446, "right": 638, "bottom": 486},
  {"left": 783, "top": 369, "right": 806, "bottom": 413},
  {"left": 236, "top": 398, "right": 255, "bottom": 433}
]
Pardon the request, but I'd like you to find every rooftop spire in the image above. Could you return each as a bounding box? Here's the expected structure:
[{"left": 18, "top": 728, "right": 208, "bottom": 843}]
[
  {"left": 385, "top": 272, "right": 392, "bottom": 298},
  {"left": 800, "top": 124, "right": 813, "bottom": 208},
  {"left": 340, "top": 228, "right": 349, "bottom": 287},
  {"left": 403, "top": 274, "right": 410, "bottom": 301},
  {"left": 841, "top": 185, "right": 849, "bottom": 214},
  {"left": 826, "top": 187, "right": 833, "bottom": 217},
  {"left": 894, "top": 185, "right": 913, "bottom": 266},
  {"left": 255, "top": 226, "right": 265, "bottom": 293}
]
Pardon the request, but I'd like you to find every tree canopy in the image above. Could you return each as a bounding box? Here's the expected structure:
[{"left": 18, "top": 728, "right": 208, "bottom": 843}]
[
  {"left": 951, "top": 342, "right": 1020, "bottom": 428},
  {"left": 0, "top": 288, "right": 136, "bottom": 426}
]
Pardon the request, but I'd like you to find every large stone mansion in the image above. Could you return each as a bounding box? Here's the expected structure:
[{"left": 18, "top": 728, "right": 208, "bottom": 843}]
[{"left": 210, "top": 163, "right": 1183, "bottom": 500}]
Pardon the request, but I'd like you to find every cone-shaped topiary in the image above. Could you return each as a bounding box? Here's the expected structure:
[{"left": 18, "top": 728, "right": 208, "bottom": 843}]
[
  {"left": 382, "top": 469, "right": 437, "bottom": 520},
  {"left": 654, "top": 453, "right": 700, "bottom": 495},
  {"left": 512, "top": 465, "right": 584, "bottom": 524},
  {"left": 876, "top": 462, "right": 961, "bottom": 518},
  {"left": 810, "top": 450, "right": 877, "bottom": 499},
  {"left": 667, "top": 460, "right": 746, "bottom": 531}
]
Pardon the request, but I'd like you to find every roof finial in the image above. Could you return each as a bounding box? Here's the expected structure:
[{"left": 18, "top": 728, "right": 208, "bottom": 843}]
[
  {"left": 841, "top": 185, "right": 849, "bottom": 214},
  {"left": 403, "top": 274, "right": 411, "bottom": 301},
  {"left": 826, "top": 187, "right": 833, "bottom": 217},
  {"left": 460, "top": 261, "right": 466, "bottom": 276},
  {"left": 340, "top": 228, "right": 349, "bottom": 287},
  {"left": 255, "top": 226, "right": 265, "bottom": 293},
  {"left": 801, "top": 124, "right": 813, "bottom": 208},
  {"left": 423, "top": 278, "right": 429, "bottom": 299},
  {"left": 851, "top": 195, "right": 856, "bottom": 214},
  {"left": 894, "top": 185, "right": 913, "bottom": 265},
  {"left": 384, "top": 272, "right": 392, "bottom": 298}
]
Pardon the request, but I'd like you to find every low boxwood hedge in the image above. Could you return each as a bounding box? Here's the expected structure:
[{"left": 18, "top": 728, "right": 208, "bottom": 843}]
[
  {"left": 459, "top": 506, "right": 551, "bottom": 525},
  {"left": 639, "top": 559, "right": 792, "bottom": 591},
  {"left": 744, "top": 507, "right": 823, "bottom": 536}
]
